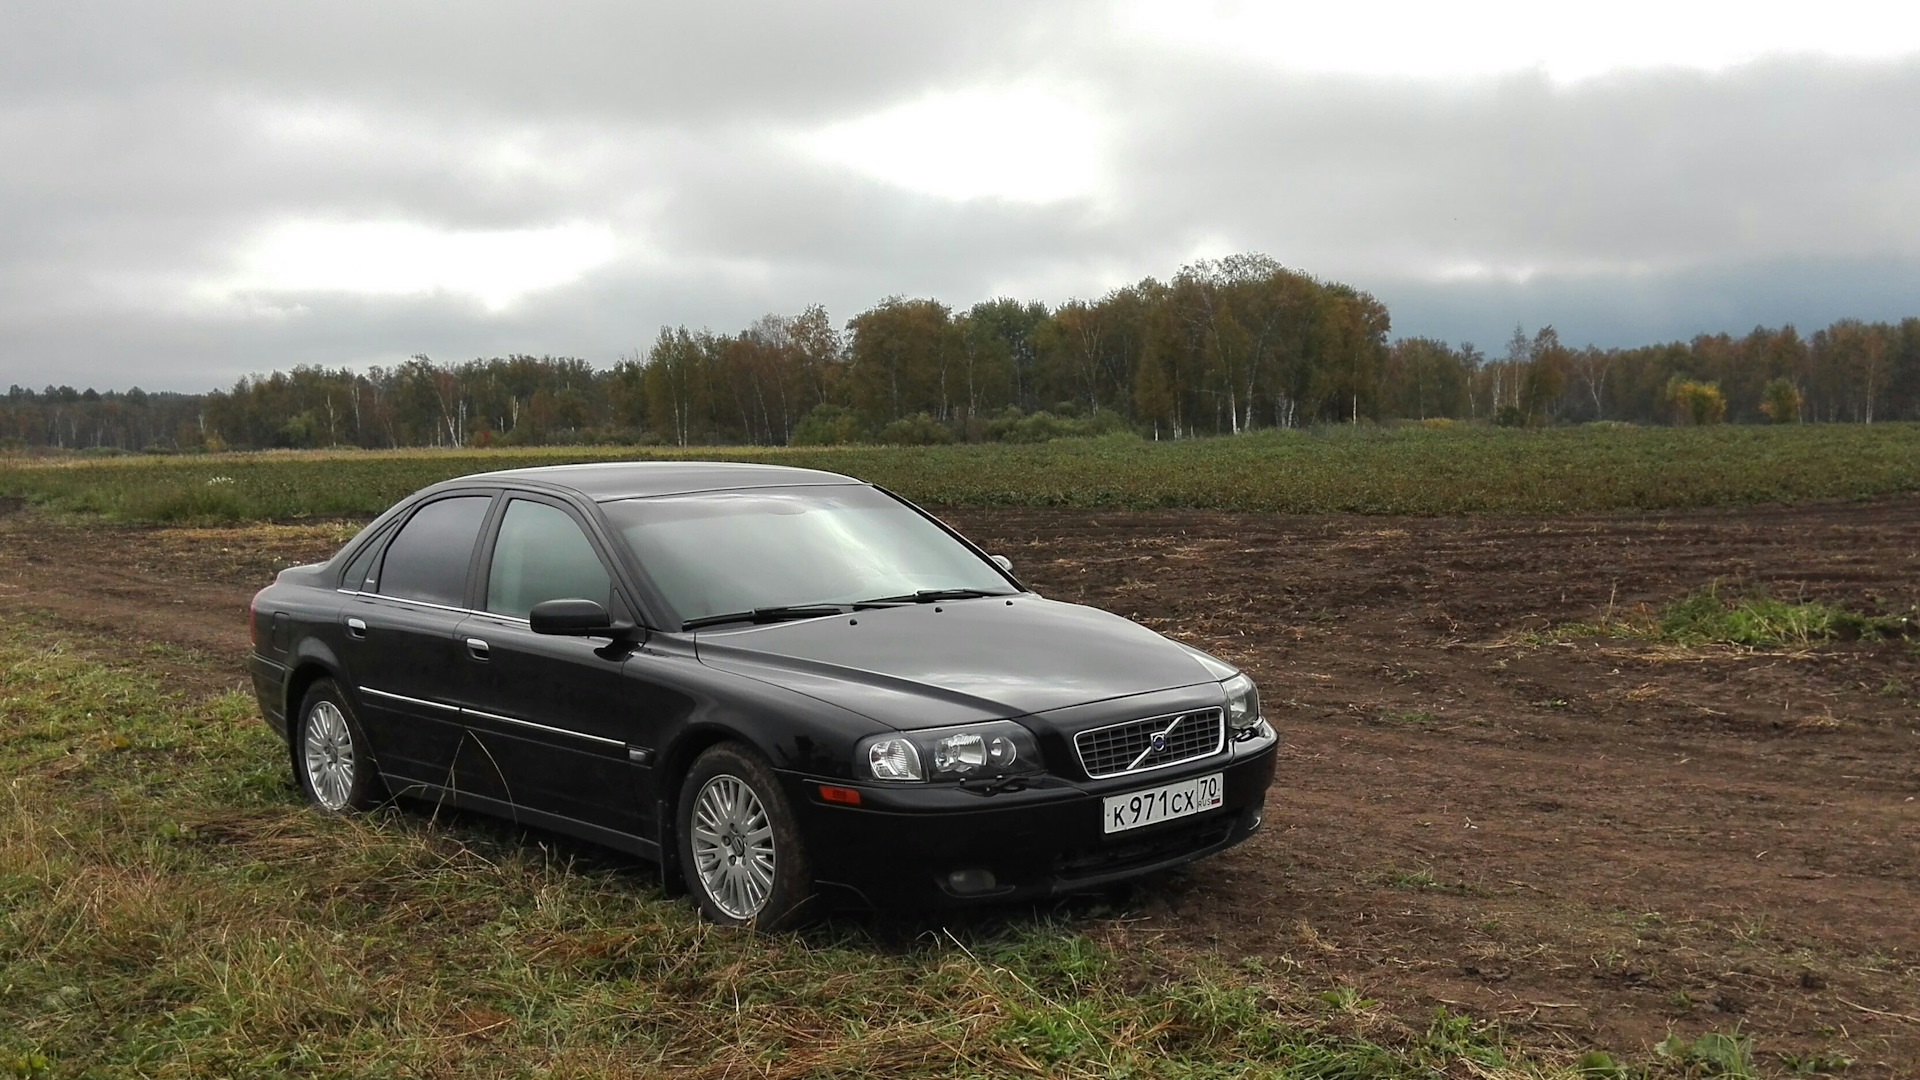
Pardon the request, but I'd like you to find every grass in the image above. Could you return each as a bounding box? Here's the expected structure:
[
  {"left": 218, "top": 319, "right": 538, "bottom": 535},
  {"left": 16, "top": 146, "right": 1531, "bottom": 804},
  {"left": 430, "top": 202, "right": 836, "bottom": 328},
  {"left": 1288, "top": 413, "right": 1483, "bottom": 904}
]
[
  {"left": 1653, "top": 1030, "right": 1756, "bottom": 1078},
  {"left": 1546, "top": 581, "right": 1912, "bottom": 650},
  {"left": 1383, "top": 869, "right": 1441, "bottom": 892},
  {"left": 0, "top": 624, "right": 1597, "bottom": 1078},
  {"left": 4, "top": 422, "right": 1920, "bottom": 523}
]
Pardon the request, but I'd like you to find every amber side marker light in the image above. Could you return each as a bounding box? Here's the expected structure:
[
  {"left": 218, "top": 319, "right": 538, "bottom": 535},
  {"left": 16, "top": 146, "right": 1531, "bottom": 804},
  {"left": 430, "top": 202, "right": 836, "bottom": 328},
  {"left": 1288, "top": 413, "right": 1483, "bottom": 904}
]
[{"left": 818, "top": 785, "right": 862, "bottom": 805}]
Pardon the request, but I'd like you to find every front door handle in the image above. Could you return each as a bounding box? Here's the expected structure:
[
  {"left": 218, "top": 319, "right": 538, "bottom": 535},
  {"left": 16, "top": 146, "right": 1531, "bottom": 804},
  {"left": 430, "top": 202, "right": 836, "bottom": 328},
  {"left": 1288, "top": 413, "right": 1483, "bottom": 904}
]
[
  {"left": 345, "top": 617, "right": 368, "bottom": 639},
  {"left": 466, "top": 637, "right": 490, "bottom": 661}
]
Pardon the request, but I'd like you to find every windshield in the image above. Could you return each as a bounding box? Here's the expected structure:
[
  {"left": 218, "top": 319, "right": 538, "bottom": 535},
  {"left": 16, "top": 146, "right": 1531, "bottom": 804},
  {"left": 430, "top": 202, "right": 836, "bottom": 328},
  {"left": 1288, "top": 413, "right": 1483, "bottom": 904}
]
[{"left": 602, "top": 485, "right": 1013, "bottom": 625}]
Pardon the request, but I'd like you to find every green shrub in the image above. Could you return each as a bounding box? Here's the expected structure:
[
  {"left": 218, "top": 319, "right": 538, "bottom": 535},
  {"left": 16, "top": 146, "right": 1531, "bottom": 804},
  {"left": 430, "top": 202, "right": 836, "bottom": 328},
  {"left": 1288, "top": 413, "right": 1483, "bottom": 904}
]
[
  {"left": 873, "top": 411, "right": 956, "bottom": 445},
  {"left": 790, "top": 403, "right": 864, "bottom": 446},
  {"left": 979, "top": 406, "right": 1132, "bottom": 443}
]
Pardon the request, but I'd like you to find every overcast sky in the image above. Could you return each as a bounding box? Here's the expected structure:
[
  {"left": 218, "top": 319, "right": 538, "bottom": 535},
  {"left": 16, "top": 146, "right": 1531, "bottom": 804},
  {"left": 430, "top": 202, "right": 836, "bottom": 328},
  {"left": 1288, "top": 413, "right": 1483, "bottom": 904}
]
[{"left": 4, "top": 1, "right": 1918, "bottom": 391}]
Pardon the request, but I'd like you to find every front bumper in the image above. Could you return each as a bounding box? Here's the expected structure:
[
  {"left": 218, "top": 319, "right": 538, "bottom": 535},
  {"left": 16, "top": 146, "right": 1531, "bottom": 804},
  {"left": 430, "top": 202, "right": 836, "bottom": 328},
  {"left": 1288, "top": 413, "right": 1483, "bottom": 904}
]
[{"left": 782, "top": 736, "right": 1277, "bottom": 908}]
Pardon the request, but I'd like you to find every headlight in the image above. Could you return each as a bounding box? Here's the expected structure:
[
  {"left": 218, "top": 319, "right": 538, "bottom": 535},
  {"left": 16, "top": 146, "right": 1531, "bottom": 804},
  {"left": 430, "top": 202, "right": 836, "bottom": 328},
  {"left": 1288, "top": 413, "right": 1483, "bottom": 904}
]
[
  {"left": 1223, "top": 673, "right": 1264, "bottom": 737},
  {"left": 856, "top": 721, "right": 1044, "bottom": 783}
]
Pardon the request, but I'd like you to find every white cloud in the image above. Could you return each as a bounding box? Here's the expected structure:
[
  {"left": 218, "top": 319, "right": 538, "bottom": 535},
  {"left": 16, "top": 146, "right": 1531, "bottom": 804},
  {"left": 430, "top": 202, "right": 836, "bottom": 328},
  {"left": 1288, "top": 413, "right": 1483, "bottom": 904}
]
[
  {"left": 800, "top": 84, "right": 1107, "bottom": 203},
  {"left": 3, "top": 1, "right": 1919, "bottom": 390},
  {"left": 200, "top": 219, "right": 621, "bottom": 312},
  {"left": 1121, "top": 0, "right": 1920, "bottom": 82}
]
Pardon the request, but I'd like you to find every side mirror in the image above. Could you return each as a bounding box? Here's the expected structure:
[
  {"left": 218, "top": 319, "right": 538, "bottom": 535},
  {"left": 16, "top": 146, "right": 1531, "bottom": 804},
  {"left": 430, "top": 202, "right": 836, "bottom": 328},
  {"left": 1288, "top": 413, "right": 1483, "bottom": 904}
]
[
  {"left": 991, "top": 554, "right": 1014, "bottom": 574},
  {"left": 529, "top": 598, "right": 613, "bottom": 636}
]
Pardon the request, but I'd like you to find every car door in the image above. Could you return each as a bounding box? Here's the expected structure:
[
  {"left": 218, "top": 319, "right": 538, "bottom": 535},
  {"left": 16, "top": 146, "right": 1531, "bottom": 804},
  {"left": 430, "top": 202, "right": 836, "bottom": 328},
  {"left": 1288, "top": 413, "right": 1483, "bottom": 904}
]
[
  {"left": 454, "top": 493, "right": 650, "bottom": 838},
  {"left": 338, "top": 491, "right": 495, "bottom": 791}
]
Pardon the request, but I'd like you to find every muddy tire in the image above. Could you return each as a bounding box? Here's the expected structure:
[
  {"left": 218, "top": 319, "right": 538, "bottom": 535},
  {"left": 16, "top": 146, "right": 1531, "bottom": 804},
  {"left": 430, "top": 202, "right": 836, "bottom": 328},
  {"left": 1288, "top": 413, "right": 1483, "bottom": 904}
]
[
  {"left": 677, "top": 743, "right": 814, "bottom": 930},
  {"left": 292, "top": 679, "right": 385, "bottom": 812}
]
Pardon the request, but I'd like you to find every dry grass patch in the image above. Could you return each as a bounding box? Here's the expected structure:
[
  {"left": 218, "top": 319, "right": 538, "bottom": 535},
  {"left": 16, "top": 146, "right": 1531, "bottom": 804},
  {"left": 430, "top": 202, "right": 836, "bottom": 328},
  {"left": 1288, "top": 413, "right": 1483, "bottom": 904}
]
[{"left": 0, "top": 630, "right": 1618, "bottom": 1078}]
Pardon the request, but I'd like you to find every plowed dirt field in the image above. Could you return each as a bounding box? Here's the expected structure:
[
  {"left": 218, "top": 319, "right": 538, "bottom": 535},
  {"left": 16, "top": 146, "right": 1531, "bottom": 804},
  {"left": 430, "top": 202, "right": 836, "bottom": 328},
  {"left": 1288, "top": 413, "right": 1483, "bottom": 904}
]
[{"left": 3, "top": 498, "right": 1915, "bottom": 1072}]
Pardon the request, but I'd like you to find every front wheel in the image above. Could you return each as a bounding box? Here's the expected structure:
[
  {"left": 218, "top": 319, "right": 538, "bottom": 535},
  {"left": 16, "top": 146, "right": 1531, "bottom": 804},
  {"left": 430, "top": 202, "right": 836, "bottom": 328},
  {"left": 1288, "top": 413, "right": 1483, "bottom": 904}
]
[
  {"left": 678, "top": 743, "right": 813, "bottom": 929},
  {"left": 293, "top": 680, "right": 385, "bottom": 812}
]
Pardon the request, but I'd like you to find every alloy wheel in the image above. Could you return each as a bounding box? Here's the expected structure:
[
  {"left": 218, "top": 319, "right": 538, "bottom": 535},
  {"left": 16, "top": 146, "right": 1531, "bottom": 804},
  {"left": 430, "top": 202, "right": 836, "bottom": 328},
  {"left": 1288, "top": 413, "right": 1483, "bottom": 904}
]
[
  {"left": 302, "top": 700, "right": 357, "bottom": 811},
  {"left": 689, "top": 773, "right": 777, "bottom": 919}
]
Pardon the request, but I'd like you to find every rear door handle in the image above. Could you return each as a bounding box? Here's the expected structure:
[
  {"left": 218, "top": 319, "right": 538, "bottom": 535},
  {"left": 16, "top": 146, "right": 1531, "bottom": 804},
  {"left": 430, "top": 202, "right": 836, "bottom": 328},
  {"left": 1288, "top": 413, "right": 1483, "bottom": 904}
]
[
  {"left": 466, "top": 637, "right": 490, "bottom": 661},
  {"left": 345, "top": 617, "right": 368, "bottom": 639}
]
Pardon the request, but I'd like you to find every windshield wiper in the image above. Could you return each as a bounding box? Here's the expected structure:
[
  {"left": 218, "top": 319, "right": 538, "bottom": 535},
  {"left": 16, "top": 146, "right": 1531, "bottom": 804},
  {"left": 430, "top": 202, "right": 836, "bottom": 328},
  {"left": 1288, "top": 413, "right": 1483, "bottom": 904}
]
[
  {"left": 854, "top": 588, "right": 1013, "bottom": 607},
  {"left": 681, "top": 605, "right": 846, "bottom": 631}
]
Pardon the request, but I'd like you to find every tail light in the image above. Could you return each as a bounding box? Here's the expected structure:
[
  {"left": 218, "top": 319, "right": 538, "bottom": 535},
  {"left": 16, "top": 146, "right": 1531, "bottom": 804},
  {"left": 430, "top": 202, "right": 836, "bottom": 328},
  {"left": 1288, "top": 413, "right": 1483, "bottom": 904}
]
[{"left": 248, "top": 590, "right": 265, "bottom": 649}]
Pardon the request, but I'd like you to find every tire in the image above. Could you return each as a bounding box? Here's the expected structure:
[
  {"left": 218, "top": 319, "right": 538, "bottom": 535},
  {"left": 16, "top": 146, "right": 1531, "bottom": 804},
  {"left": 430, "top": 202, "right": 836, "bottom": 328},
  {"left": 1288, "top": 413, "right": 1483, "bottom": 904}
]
[
  {"left": 292, "top": 679, "right": 386, "bottom": 813},
  {"left": 677, "top": 743, "right": 813, "bottom": 930}
]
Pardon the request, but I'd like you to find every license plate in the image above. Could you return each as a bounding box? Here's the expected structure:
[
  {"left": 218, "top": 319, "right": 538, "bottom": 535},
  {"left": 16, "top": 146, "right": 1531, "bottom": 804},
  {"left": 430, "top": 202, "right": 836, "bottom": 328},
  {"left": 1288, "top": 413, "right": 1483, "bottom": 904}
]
[{"left": 1103, "top": 772, "right": 1223, "bottom": 834}]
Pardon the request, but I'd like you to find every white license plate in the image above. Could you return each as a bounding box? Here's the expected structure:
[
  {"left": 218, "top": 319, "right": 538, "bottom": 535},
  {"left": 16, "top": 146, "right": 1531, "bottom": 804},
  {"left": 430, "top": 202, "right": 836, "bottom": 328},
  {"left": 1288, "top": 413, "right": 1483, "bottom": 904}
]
[{"left": 1103, "top": 772, "right": 1223, "bottom": 834}]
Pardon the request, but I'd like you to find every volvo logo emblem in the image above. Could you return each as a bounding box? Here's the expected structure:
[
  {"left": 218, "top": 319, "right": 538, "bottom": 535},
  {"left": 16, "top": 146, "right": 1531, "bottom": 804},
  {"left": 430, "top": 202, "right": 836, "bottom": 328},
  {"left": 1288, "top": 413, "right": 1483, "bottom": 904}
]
[{"left": 1149, "top": 732, "right": 1168, "bottom": 752}]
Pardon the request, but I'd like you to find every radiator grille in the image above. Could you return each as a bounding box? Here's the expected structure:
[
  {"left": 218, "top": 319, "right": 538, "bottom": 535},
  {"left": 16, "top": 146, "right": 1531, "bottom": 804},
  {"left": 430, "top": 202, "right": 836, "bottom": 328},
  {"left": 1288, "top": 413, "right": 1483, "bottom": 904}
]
[{"left": 1073, "top": 708, "right": 1224, "bottom": 779}]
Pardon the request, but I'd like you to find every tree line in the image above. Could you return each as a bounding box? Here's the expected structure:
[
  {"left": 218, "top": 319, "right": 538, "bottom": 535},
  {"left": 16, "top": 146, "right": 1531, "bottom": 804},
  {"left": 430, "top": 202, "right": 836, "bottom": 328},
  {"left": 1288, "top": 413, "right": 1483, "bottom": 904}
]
[{"left": 5, "top": 253, "right": 1918, "bottom": 452}]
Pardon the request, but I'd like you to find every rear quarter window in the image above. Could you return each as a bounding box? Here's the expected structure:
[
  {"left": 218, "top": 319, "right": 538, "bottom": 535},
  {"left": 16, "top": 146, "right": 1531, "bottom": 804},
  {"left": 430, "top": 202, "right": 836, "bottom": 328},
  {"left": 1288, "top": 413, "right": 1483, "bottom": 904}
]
[{"left": 339, "top": 526, "right": 388, "bottom": 591}]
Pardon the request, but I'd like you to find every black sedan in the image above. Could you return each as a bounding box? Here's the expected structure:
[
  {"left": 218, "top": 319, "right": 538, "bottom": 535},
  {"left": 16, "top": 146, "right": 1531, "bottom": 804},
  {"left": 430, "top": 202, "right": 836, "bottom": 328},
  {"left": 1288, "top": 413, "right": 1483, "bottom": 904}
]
[{"left": 247, "top": 462, "right": 1277, "bottom": 927}]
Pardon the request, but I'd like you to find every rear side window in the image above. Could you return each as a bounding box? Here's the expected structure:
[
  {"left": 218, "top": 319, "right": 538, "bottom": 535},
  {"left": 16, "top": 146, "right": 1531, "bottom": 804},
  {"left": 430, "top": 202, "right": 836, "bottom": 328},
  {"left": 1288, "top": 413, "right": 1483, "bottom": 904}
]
[
  {"left": 485, "top": 499, "right": 612, "bottom": 619},
  {"left": 377, "top": 495, "right": 492, "bottom": 607}
]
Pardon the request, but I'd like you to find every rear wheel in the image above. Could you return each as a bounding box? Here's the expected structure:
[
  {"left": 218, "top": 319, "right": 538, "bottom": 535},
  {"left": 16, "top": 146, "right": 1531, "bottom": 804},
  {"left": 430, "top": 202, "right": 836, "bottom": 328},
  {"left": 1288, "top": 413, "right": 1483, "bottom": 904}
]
[
  {"left": 678, "top": 743, "right": 813, "bottom": 929},
  {"left": 293, "top": 680, "right": 384, "bottom": 812}
]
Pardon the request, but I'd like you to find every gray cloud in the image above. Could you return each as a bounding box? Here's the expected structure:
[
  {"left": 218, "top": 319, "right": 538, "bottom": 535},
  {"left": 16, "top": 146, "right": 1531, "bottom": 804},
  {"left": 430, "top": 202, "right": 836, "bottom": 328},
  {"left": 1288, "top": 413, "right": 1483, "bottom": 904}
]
[{"left": 1, "top": 2, "right": 1917, "bottom": 391}]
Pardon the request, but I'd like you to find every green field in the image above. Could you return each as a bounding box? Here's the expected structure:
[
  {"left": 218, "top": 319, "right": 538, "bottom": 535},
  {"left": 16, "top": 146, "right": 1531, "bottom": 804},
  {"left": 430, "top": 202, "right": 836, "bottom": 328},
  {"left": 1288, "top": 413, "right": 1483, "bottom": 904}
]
[
  {"left": 0, "top": 623, "right": 1596, "bottom": 1078},
  {"left": 4, "top": 423, "right": 1919, "bottom": 523}
]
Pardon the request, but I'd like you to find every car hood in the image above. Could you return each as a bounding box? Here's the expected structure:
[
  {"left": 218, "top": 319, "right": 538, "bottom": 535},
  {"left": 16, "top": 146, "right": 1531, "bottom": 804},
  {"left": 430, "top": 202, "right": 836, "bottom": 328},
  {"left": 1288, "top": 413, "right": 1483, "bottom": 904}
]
[{"left": 692, "top": 595, "right": 1217, "bottom": 728}]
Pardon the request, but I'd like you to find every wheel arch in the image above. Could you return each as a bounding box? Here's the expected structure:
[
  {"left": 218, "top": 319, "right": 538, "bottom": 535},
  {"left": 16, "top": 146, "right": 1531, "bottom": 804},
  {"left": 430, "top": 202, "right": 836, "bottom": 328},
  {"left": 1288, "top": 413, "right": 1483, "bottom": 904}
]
[
  {"left": 282, "top": 633, "right": 347, "bottom": 719},
  {"left": 653, "top": 721, "right": 773, "bottom": 896},
  {"left": 660, "top": 723, "right": 757, "bottom": 807},
  {"left": 282, "top": 661, "right": 341, "bottom": 744}
]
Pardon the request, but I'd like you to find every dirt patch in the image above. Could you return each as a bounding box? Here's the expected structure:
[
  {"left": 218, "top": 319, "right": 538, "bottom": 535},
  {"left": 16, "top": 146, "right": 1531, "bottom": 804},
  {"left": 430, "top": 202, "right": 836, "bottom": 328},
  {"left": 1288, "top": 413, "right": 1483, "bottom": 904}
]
[
  {"left": 941, "top": 500, "right": 1920, "bottom": 1075},
  {"left": 2, "top": 500, "right": 1917, "bottom": 1072},
  {"left": 0, "top": 513, "right": 359, "bottom": 697}
]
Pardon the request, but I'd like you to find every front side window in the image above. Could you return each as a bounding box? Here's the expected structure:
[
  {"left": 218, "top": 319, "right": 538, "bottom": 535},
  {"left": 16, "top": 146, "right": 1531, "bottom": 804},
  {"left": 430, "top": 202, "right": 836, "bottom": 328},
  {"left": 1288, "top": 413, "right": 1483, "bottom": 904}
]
[
  {"left": 602, "top": 485, "right": 1009, "bottom": 624},
  {"left": 377, "top": 495, "right": 492, "bottom": 607},
  {"left": 485, "top": 499, "right": 612, "bottom": 619}
]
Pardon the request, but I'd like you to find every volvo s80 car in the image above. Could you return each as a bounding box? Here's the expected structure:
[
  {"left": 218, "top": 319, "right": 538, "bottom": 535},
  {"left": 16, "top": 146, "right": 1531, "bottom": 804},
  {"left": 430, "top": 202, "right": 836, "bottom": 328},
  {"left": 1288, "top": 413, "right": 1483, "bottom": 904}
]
[{"left": 247, "top": 462, "right": 1277, "bottom": 927}]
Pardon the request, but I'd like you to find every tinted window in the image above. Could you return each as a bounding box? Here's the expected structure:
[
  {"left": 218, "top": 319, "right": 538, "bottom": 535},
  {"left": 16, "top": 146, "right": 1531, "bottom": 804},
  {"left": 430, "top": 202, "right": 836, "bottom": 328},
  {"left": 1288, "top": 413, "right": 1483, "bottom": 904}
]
[
  {"left": 602, "top": 485, "right": 1009, "bottom": 624},
  {"left": 377, "top": 495, "right": 492, "bottom": 607},
  {"left": 340, "top": 526, "right": 387, "bottom": 591},
  {"left": 485, "top": 499, "right": 612, "bottom": 619}
]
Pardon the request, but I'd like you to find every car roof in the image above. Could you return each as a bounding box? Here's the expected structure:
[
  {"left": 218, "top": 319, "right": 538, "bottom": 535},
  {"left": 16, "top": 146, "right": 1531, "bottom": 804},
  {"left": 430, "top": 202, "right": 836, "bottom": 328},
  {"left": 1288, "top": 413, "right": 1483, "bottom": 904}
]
[{"left": 455, "top": 460, "right": 864, "bottom": 502}]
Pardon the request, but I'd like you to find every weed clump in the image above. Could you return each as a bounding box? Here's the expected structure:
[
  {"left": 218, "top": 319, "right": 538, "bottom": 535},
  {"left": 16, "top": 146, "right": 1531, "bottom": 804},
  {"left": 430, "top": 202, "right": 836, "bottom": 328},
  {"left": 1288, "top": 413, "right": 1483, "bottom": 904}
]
[
  {"left": 1657, "top": 583, "right": 1909, "bottom": 648},
  {"left": 1655, "top": 1029, "right": 1757, "bottom": 1077},
  {"left": 1545, "top": 581, "right": 1910, "bottom": 650}
]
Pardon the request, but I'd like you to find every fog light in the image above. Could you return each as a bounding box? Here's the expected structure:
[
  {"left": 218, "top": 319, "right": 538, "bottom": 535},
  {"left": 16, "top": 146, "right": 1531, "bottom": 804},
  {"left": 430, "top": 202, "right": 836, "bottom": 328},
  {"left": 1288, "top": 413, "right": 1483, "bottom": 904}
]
[
  {"left": 867, "top": 737, "right": 923, "bottom": 781},
  {"left": 945, "top": 868, "right": 998, "bottom": 895}
]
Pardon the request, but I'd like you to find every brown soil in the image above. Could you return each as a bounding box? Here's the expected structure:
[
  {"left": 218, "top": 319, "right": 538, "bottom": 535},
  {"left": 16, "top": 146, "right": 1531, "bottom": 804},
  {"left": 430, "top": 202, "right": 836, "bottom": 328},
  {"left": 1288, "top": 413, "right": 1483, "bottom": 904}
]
[
  {"left": 0, "top": 514, "right": 359, "bottom": 697},
  {"left": 3, "top": 502, "right": 1917, "bottom": 1072}
]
